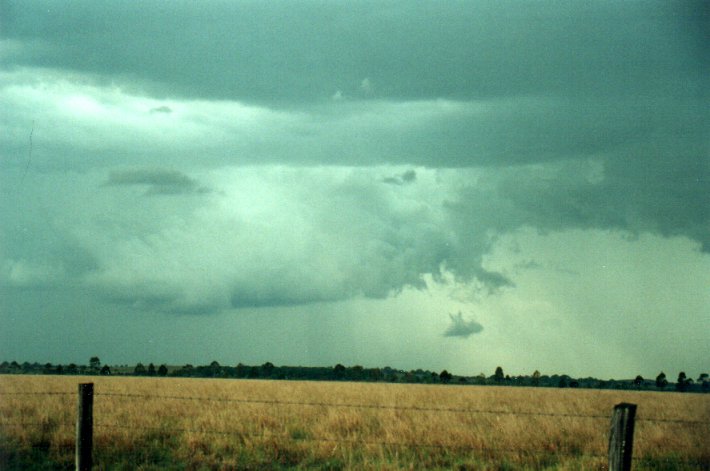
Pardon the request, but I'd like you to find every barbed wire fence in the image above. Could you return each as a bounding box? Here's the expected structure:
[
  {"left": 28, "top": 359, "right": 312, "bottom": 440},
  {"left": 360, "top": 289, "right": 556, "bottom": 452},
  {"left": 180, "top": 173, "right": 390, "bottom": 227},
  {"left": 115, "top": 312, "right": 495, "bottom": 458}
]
[
  {"left": 5, "top": 388, "right": 706, "bottom": 423},
  {"left": 1, "top": 385, "right": 708, "bottom": 470}
]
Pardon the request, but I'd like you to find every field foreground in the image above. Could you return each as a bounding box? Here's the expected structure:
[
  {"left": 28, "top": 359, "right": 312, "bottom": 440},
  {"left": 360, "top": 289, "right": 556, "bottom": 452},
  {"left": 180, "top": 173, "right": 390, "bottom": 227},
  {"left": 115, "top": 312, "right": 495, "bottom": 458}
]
[{"left": 1, "top": 375, "right": 708, "bottom": 470}]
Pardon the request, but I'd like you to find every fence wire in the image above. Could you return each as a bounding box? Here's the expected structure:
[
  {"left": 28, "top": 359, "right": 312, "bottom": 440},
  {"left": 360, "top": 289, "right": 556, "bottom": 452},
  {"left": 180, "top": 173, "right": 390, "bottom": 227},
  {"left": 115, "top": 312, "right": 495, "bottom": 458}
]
[
  {"left": 93, "top": 391, "right": 612, "bottom": 420},
  {"left": 0, "top": 391, "right": 74, "bottom": 396},
  {"left": 0, "top": 422, "right": 74, "bottom": 427},
  {"left": 6, "top": 421, "right": 708, "bottom": 468},
  {"left": 2, "top": 389, "right": 708, "bottom": 426},
  {"left": 2, "top": 388, "right": 709, "bottom": 469},
  {"left": 95, "top": 391, "right": 710, "bottom": 425},
  {"left": 1, "top": 389, "right": 707, "bottom": 425},
  {"left": 7, "top": 421, "right": 609, "bottom": 460}
]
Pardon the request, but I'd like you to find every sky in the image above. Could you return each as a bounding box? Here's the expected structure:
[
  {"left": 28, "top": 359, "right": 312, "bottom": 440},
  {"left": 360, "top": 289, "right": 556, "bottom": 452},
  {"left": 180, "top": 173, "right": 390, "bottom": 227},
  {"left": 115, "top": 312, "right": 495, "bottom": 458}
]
[{"left": 1, "top": 0, "right": 708, "bottom": 380}]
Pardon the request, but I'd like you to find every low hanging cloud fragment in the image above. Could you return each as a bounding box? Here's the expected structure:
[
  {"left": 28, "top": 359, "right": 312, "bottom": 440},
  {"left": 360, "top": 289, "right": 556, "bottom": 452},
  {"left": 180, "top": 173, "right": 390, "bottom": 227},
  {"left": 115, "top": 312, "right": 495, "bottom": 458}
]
[
  {"left": 444, "top": 311, "right": 483, "bottom": 338},
  {"left": 149, "top": 105, "right": 172, "bottom": 114},
  {"left": 474, "top": 268, "right": 515, "bottom": 293},
  {"left": 383, "top": 169, "right": 417, "bottom": 185},
  {"left": 360, "top": 78, "right": 373, "bottom": 96},
  {"left": 105, "top": 169, "right": 208, "bottom": 195}
]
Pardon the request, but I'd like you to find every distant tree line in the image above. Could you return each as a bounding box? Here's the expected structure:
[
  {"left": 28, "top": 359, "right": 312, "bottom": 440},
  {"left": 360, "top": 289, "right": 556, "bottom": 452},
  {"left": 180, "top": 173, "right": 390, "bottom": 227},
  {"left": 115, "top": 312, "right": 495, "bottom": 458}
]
[{"left": 1, "top": 358, "right": 707, "bottom": 393}]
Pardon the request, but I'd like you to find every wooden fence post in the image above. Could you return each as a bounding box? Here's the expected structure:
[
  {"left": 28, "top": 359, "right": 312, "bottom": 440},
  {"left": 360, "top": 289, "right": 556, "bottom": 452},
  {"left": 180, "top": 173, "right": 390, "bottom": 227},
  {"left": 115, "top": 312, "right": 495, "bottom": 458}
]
[
  {"left": 608, "top": 402, "right": 637, "bottom": 471},
  {"left": 76, "top": 383, "right": 94, "bottom": 471}
]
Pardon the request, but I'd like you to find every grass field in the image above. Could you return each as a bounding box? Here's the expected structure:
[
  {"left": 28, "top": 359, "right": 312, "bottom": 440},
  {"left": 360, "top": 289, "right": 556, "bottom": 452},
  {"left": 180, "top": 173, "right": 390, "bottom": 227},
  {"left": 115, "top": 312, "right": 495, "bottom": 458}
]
[{"left": 1, "top": 375, "right": 708, "bottom": 470}]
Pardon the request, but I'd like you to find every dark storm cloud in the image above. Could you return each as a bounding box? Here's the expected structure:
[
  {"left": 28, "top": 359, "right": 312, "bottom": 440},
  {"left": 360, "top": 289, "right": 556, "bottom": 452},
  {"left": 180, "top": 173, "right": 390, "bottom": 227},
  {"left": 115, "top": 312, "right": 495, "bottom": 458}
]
[
  {"left": 1, "top": 0, "right": 707, "bottom": 314},
  {"left": 2, "top": 0, "right": 705, "bottom": 103},
  {"left": 3, "top": 1, "right": 710, "bottom": 384},
  {"left": 2, "top": 1, "right": 706, "bottom": 172},
  {"left": 444, "top": 311, "right": 483, "bottom": 338},
  {"left": 447, "top": 152, "right": 710, "bottom": 255}
]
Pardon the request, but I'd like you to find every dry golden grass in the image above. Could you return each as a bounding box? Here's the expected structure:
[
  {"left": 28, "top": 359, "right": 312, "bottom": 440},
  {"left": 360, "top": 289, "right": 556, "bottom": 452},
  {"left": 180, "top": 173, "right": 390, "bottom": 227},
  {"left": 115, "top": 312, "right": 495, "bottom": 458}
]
[{"left": 1, "top": 374, "right": 708, "bottom": 470}]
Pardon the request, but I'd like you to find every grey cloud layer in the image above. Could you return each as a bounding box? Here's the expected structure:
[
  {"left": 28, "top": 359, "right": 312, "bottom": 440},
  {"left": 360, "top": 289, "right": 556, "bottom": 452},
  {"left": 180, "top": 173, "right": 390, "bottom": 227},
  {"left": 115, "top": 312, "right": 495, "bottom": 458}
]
[
  {"left": 2, "top": 167, "right": 459, "bottom": 312},
  {"left": 1, "top": 73, "right": 704, "bottom": 173},
  {"left": 3, "top": 155, "right": 705, "bottom": 315},
  {"left": 3, "top": 1, "right": 706, "bottom": 173},
  {"left": 0, "top": 1, "right": 707, "bottom": 316},
  {"left": 2, "top": 1, "right": 705, "bottom": 102},
  {"left": 448, "top": 157, "right": 710, "bottom": 254}
]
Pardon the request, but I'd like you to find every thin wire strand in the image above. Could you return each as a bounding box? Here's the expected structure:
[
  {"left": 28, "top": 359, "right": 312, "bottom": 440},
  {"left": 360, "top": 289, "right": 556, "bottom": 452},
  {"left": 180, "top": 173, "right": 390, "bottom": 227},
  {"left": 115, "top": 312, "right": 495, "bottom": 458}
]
[
  {"left": 0, "top": 391, "right": 73, "bottom": 396},
  {"left": 92, "top": 423, "right": 609, "bottom": 458},
  {"left": 4, "top": 419, "right": 707, "bottom": 466},
  {"left": 0, "top": 422, "right": 74, "bottom": 428},
  {"left": 3, "top": 390, "right": 705, "bottom": 425},
  {"left": 636, "top": 417, "right": 709, "bottom": 425},
  {"left": 95, "top": 392, "right": 709, "bottom": 425},
  {"left": 94, "top": 392, "right": 612, "bottom": 419}
]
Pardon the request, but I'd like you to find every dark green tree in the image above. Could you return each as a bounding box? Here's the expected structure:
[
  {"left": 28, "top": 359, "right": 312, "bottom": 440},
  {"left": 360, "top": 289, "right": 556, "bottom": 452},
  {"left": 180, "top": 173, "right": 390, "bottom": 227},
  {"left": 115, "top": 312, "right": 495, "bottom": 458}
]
[
  {"left": 494, "top": 366, "right": 504, "bottom": 384},
  {"left": 147, "top": 363, "right": 156, "bottom": 376},
  {"left": 369, "top": 368, "right": 383, "bottom": 382},
  {"left": 100, "top": 365, "right": 111, "bottom": 375},
  {"left": 676, "top": 372, "right": 688, "bottom": 392},
  {"left": 261, "top": 362, "right": 275, "bottom": 377},
  {"left": 698, "top": 373, "right": 709, "bottom": 393},
  {"left": 134, "top": 363, "right": 146, "bottom": 375},
  {"left": 655, "top": 372, "right": 668, "bottom": 389},
  {"left": 89, "top": 356, "right": 101, "bottom": 371},
  {"left": 158, "top": 364, "right": 168, "bottom": 376},
  {"left": 350, "top": 365, "right": 365, "bottom": 380},
  {"left": 634, "top": 375, "right": 644, "bottom": 389},
  {"left": 333, "top": 364, "right": 346, "bottom": 380},
  {"left": 439, "top": 370, "right": 453, "bottom": 384},
  {"left": 235, "top": 363, "right": 247, "bottom": 378},
  {"left": 532, "top": 370, "right": 541, "bottom": 386}
]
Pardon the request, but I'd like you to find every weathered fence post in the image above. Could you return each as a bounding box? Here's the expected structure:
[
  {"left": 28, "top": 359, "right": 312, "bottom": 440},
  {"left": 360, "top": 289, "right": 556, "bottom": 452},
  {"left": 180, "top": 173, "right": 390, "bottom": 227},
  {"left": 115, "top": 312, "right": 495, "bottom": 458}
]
[
  {"left": 76, "top": 383, "right": 94, "bottom": 471},
  {"left": 608, "top": 402, "right": 637, "bottom": 471}
]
